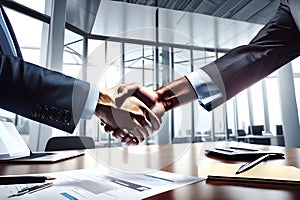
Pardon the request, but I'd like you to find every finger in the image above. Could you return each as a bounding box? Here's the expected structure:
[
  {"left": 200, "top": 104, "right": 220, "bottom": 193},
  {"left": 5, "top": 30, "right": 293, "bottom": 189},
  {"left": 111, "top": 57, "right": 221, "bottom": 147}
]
[
  {"left": 137, "top": 107, "right": 160, "bottom": 131},
  {"left": 127, "top": 138, "right": 139, "bottom": 146},
  {"left": 129, "top": 112, "right": 158, "bottom": 137},
  {"left": 128, "top": 125, "right": 145, "bottom": 143},
  {"left": 121, "top": 134, "right": 134, "bottom": 144},
  {"left": 133, "top": 127, "right": 147, "bottom": 143},
  {"left": 120, "top": 129, "right": 140, "bottom": 146},
  {"left": 100, "top": 119, "right": 105, "bottom": 126},
  {"left": 104, "top": 124, "right": 114, "bottom": 133},
  {"left": 130, "top": 132, "right": 143, "bottom": 144},
  {"left": 117, "top": 82, "right": 139, "bottom": 94},
  {"left": 112, "top": 128, "right": 126, "bottom": 141},
  {"left": 144, "top": 124, "right": 153, "bottom": 138},
  {"left": 146, "top": 109, "right": 161, "bottom": 131}
]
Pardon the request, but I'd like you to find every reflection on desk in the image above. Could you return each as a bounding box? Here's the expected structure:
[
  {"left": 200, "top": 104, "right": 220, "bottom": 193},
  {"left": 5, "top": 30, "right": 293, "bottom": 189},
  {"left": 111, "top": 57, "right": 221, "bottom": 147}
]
[{"left": 0, "top": 141, "right": 299, "bottom": 200}]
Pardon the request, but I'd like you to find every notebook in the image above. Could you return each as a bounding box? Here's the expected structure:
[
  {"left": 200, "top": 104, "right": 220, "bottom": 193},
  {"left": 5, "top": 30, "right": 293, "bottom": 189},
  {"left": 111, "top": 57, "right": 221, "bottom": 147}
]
[
  {"left": 205, "top": 146, "right": 284, "bottom": 160},
  {"left": 0, "top": 121, "right": 84, "bottom": 163},
  {"left": 200, "top": 163, "right": 300, "bottom": 185}
]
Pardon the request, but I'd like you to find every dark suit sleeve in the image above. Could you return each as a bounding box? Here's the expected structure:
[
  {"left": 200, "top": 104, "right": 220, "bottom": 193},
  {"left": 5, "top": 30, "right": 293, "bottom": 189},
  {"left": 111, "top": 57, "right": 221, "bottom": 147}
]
[
  {"left": 0, "top": 53, "right": 90, "bottom": 133},
  {"left": 201, "top": 1, "right": 300, "bottom": 111}
]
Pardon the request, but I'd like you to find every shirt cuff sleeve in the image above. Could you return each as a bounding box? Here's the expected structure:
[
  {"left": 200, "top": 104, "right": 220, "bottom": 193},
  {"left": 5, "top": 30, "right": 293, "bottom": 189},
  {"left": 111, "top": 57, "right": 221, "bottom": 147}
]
[
  {"left": 185, "top": 69, "right": 223, "bottom": 107},
  {"left": 81, "top": 83, "right": 99, "bottom": 119}
]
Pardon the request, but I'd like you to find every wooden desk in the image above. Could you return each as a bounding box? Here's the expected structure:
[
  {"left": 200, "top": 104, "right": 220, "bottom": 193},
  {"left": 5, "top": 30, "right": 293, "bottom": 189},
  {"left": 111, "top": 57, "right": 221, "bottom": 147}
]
[{"left": 1, "top": 142, "right": 300, "bottom": 200}]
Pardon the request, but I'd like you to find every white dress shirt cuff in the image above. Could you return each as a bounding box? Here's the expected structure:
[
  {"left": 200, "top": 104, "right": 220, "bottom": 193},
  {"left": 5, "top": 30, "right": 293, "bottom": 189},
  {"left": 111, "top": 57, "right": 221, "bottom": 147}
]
[
  {"left": 185, "top": 69, "right": 223, "bottom": 107},
  {"left": 81, "top": 83, "right": 99, "bottom": 119}
]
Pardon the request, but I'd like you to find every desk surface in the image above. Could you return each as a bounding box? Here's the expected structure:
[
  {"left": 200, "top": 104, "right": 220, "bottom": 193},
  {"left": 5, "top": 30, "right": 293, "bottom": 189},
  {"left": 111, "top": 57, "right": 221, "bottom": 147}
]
[{"left": 1, "top": 142, "right": 300, "bottom": 200}]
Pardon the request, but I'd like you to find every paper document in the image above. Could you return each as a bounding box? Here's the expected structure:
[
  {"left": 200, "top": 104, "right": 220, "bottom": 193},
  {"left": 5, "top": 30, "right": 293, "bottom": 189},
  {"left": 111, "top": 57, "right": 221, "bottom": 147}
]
[{"left": 1, "top": 168, "right": 204, "bottom": 199}]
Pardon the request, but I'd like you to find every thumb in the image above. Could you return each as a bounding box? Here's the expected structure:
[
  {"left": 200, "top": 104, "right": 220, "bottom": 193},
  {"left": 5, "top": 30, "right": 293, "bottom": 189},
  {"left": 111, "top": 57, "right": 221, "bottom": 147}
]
[{"left": 115, "top": 83, "right": 139, "bottom": 107}]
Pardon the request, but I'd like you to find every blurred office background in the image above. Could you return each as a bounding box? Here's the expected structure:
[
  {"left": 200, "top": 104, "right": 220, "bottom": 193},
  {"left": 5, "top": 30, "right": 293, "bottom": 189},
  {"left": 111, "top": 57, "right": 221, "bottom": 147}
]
[{"left": 1, "top": 0, "right": 299, "bottom": 150}]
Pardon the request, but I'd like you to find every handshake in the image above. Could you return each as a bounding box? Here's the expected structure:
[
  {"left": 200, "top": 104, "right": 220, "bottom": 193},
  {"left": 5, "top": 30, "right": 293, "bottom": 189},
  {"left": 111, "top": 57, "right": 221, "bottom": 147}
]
[{"left": 93, "top": 77, "right": 197, "bottom": 146}]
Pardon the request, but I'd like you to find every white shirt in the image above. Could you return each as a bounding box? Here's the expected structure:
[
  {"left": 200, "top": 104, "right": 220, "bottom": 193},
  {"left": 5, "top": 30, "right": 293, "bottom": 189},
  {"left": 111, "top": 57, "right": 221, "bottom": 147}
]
[{"left": 80, "top": 84, "right": 99, "bottom": 119}]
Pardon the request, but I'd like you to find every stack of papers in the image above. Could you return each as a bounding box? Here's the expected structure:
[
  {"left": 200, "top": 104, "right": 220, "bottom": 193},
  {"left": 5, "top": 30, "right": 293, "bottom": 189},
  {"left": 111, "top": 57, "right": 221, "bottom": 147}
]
[{"left": 1, "top": 168, "right": 204, "bottom": 199}]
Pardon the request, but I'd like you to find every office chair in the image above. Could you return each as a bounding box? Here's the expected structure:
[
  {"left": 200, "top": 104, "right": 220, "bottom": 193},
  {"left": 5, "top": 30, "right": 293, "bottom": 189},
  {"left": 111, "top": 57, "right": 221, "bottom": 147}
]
[
  {"left": 45, "top": 136, "right": 95, "bottom": 151},
  {"left": 237, "top": 129, "right": 246, "bottom": 136},
  {"left": 276, "top": 125, "right": 283, "bottom": 135},
  {"left": 248, "top": 125, "right": 264, "bottom": 135}
]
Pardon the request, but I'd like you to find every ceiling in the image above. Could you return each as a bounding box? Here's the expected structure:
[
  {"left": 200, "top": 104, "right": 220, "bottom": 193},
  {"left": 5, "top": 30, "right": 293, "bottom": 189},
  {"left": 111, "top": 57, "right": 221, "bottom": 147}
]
[
  {"left": 66, "top": 0, "right": 280, "bottom": 35},
  {"left": 63, "top": 0, "right": 281, "bottom": 49},
  {"left": 111, "top": 0, "right": 280, "bottom": 25},
  {"left": 66, "top": 0, "right": 101, "bottom": 34}
]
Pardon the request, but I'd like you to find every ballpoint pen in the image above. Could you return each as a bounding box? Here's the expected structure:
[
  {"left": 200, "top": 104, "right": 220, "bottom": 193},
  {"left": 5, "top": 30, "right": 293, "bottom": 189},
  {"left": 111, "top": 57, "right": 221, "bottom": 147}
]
[
  {"left": 235, "top": 154, "right": 273, "bottom": 174},
  {"left": 0, "top": 176, "right": 55, "bottom": 185},
  {"left": 7, "top": 182, "right": 54, "bottom": 198}
]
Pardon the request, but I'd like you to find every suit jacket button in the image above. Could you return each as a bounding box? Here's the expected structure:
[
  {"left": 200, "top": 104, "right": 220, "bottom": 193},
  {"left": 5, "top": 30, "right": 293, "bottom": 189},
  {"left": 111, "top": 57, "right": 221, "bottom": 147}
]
[
  {"left": 40, "top": 105, "right": 49, "bottom": 119},
  {"left": 63, "top": 110, "right": 71, "bottom": 125},
  {"left": 48, "top": 107, "right": 56, "bottom": 120},
  {"left": 55, "top": 110, "right": 63, "bottom": 122}
]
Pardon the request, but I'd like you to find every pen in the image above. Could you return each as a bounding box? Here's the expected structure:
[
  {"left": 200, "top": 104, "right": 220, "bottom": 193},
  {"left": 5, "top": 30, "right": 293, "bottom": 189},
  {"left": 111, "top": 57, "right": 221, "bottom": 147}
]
[
  {"left": 0, "top": 176, "right": 55, "bottom": 185},
  {"left": 7, "top": 182, "right": 54, "bottom": 198},
  {"left": 235, "top": 154, "right": 272, "bottom": 174}
]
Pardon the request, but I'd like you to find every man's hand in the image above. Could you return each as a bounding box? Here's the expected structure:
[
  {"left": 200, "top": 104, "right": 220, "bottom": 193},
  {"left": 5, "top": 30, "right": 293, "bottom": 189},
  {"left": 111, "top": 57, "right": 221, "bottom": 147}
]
[{"left": 94, "top": 85, "right": 160, "bottom": 145}]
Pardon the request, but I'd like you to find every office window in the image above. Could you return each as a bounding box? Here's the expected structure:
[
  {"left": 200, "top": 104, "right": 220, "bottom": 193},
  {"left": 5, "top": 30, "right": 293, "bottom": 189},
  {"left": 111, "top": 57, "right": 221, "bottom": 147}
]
[
  {"left": 100, "top": 41, "right": 122, "bottom": 88},
  {"left": 143, "top": 46, "right": 155, "bottom": 87},
  {"left": 226, "top": 98, "right": 236, "bottom": 137},
  {"left": 292, "top": 57, "right": 300, "bottom": 123},
  {"left": 250, "top": 81, "right": 265, "bottom": 125},
  {"left": 63, "top": 30, "right": 83, "bottom": 78},
  {"left": 192, "top": 49, "right": 213, "bottom": 141},
  {"left": 5, "top": 8, "right": 46, "bottom": 66},
  {"left": 265, "top": 75, "right": 281, "bottom": 135},
  {"left": 236, "top": 90, "right": 250, "bottom": 132},
  {"left": 173, "top": 48, "right": 192, "bottom": 139},
  {"left": 125, "top": 44, "right": 147, "bottom": 85},
  {"left": 124, "top": 44, "right": 155, "bottom": 86},
  {"left": 13, "top": 0, "right": 47, "bottom": 15}
]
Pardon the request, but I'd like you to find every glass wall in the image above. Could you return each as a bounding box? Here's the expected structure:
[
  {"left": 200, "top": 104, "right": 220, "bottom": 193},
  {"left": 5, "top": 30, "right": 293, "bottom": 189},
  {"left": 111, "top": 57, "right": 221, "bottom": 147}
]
[
  {"left": 12, "top": 0, "right": 46, "bottom": 14},
  {"left": 173, "top": 48, "right": 192, "bottom": 141},
  {"left": 63, "top": 30, "right": 84, "bottom": 79},
  {"left": 3, "top": 1, "right": 300, "bottom": 148},
  {"left": 236, "top": 90, "right": 250, "bottom": 133},
  {"left": 265, "top": 74, "right": 281, "bottom": 134},
  {"left": 292, "top": 57, "right": 300, "bottom": 125}
]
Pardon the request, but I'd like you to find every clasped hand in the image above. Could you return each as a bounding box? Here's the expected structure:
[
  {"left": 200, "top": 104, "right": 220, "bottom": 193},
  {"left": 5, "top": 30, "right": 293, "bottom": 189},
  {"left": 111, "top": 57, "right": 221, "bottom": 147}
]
[
  {"left": 94, "top": 83, "right": 165, "bottom": 145},
  {"left": 94, "top": 77, "right": 196, "bottom": 146}
]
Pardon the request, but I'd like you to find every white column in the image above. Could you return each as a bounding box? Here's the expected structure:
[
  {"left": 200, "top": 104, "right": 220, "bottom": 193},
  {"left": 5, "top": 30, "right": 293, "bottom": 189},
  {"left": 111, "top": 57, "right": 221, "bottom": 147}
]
[
  {"left": 37, "top": 0, "right": 67, "bottom": 151},
  {"left": 277, "top": 63, "right": 300, "bottom": 147},
  {"left": 47, "top": 0, "right": 67, "bottom": 71}
]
